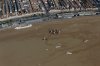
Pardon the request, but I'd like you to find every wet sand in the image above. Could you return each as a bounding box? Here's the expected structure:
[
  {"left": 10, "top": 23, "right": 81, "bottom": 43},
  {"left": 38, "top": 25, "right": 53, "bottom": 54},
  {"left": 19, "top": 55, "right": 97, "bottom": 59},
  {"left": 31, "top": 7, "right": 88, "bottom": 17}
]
[{"left": 0, "top": 16, "right": 100, "bottom": 66}]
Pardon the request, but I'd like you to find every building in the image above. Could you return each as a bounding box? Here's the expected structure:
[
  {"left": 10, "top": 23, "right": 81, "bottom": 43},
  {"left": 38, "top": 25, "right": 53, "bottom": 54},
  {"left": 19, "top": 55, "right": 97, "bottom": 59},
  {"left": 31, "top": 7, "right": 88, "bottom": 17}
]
[{"left": 0, "top": 0, "right": 100, "bottom": 19}]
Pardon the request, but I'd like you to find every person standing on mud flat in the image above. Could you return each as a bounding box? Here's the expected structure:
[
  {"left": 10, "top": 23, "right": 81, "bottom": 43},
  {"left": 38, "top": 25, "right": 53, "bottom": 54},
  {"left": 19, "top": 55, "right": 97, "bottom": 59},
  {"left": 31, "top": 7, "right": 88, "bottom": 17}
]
[
  {"left": 48, "top": 29, "right": 54, "bottom": 35},
  {"left": 42, "top": 37, "right": 48, "bottom": 40},
  {"left": 54, "top": 29, "right": 60, "bottom": 35}
]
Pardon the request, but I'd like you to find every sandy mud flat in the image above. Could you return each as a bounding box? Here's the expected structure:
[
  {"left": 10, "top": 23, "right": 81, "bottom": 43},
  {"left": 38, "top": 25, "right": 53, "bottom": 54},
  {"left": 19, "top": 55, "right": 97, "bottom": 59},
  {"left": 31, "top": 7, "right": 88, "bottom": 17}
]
[{"left": 0, "top": 16, "right": 100, "bottom": 66}]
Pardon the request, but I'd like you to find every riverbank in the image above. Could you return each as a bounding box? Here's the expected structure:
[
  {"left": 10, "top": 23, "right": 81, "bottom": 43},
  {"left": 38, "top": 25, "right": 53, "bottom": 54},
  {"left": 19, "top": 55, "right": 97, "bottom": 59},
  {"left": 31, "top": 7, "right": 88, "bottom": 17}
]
[{"left": 0, "top": 16, "right": 100, "bottom": 66}]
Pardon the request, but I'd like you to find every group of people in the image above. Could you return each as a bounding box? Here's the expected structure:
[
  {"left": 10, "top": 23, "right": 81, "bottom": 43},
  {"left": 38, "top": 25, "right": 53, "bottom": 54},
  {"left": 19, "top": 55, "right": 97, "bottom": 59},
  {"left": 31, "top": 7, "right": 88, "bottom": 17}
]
[
  {"left": 48, "top": 29, "right": 60, "bottom": 35},
  {"left": 42, "top": 28, "right": 60, "bottom": 40}
]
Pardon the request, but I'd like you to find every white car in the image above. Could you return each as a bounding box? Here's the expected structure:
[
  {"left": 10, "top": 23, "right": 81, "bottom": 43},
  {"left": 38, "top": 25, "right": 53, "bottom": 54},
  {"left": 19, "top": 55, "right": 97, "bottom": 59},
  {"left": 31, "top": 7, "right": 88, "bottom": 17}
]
[{"left": 62, "top": 13, "right": 74, "bottom": 18}]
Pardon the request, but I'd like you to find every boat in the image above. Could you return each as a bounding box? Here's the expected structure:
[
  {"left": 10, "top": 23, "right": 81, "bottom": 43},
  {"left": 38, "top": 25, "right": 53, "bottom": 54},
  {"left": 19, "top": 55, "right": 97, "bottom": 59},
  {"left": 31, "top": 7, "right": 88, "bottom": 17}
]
[{"left": 15, "top": 24, "right": 32, "bottom": 30}]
